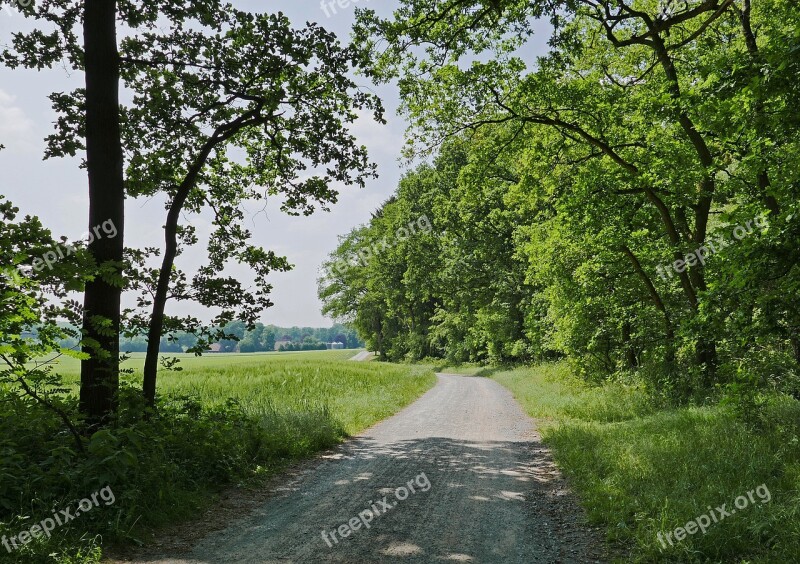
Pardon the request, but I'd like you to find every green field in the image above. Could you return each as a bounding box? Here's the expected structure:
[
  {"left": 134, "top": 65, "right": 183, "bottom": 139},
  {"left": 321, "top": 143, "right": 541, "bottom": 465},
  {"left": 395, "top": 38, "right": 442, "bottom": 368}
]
[
  {"left": 47, "top": 349, "right": 357, "bottom": 382},
  {"left": 43, "top": 350, "right": 436, "bottom": 435},
  {"left": 490, "top": 363, "right": 800, "bottom": 563},
  {"left": 37, "top": 350, "right": 436, "bottom": 435}
]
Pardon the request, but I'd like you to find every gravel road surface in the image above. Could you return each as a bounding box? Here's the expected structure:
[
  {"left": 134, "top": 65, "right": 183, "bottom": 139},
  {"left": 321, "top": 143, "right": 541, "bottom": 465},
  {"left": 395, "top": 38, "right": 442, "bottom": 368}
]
[
  {"left": 348, "top": 351, "right": 373, "bottom": 361},
  {"left": 121, "top": 374, "right": 605, "bottom": 563}
]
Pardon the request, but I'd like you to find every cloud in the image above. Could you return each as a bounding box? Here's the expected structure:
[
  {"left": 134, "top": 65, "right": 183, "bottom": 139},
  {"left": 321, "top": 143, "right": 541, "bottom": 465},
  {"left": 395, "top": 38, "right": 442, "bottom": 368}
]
[
  {"left": 351, "top": 107, "right": 405, "bottom": 162},
  {"left": 0, "top": 89, "right": 35, "bottom": 152}
]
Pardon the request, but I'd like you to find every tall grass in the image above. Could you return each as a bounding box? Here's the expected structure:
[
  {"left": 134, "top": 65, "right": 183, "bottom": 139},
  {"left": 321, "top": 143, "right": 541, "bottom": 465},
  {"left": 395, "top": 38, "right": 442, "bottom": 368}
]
[
  {"left": 48, "top": 350, "right": 432, "bottom": 434},
  {"left": 492, "top": 363, "right": 800, "bottom": 563}
]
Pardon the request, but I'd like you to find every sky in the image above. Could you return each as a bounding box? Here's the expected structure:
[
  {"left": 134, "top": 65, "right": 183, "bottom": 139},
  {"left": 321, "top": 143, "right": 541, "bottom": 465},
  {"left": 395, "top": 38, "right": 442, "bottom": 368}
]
[{"left": 0, "top": 1, "right": 550, "bottom": 328}]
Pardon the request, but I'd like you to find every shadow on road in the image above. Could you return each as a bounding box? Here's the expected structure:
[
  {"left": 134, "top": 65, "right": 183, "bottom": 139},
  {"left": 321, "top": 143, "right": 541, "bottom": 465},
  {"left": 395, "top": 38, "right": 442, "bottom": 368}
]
[{"left": 127, "top": 435, "right": 603, "bottom": 563}]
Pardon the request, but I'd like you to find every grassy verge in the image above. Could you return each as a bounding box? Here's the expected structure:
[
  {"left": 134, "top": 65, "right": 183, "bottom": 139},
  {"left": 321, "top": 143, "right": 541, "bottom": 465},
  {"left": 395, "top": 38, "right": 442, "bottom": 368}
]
[
  {"left": 0, "top": 351, "right": 435, "bottom": 563},
  {"left": 491, "top": 362, "right": 800, "bottom": 563}
]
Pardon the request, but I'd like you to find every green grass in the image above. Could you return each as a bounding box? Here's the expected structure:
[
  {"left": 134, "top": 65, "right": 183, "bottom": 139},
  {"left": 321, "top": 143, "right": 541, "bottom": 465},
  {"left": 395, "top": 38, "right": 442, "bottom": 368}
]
[
  {"left": 491, "top": 363, "right": 800, "bottom": 563},
  {"left": 42, "top": 350, "right": 428, "bottom": 435},
  {"left": 1, "top": 350, "right": 435, "bottom": 563}
]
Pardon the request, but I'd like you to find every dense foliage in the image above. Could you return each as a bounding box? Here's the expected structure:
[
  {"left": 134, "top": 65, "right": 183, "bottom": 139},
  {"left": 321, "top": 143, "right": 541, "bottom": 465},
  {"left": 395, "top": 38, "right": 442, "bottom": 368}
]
[{"left": 320, "top": 0, "right": 800, "bottom": 399}]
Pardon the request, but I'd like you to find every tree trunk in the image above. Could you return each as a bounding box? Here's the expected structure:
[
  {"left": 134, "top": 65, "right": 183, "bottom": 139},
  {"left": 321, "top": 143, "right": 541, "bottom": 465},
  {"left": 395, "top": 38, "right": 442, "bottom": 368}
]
[
  {"left": 142, "top": 223, "right": 177, "bottom": 408},
  {"left": 80, "top": 0, "right": 124, "bottom": 427},
  {"left": 142, "top": 173, "right": 195, "bottom": 407},
  {"left": 620, "top": 245, "right": 675, "bottom": 366},
  {"left": 622, "top": 322, "right": 638, "bottom": 369},
  {"left": 696, "top": 339, "right": 718, "bottom": 387},
  {"left": 790, "top": 335, "right": 800, "bottom": 366},
  {"left": 141, "top": 164, "right": 200, "bottom": 406}
]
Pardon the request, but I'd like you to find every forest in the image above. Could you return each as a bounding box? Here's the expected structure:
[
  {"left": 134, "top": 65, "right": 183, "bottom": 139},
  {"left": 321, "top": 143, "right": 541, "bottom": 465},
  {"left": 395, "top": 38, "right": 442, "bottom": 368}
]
[{"left": 320, "top": 0, "right": 800, "bottom": 401}]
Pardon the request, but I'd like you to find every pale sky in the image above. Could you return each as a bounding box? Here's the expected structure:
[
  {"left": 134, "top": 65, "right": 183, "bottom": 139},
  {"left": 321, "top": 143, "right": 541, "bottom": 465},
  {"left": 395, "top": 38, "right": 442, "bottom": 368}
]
[{"left": 0, "top": 1, "right": 550, "bottom": 327}]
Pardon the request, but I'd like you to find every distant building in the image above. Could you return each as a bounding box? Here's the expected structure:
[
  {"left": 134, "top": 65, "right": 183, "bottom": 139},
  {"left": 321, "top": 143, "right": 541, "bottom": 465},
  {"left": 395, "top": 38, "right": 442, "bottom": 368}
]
[
  {"left": 327, "top": 341, "right": 344, "bottom": 350},
  {"left": 274, "top": 339, "right": 292, "bottom": 351}
]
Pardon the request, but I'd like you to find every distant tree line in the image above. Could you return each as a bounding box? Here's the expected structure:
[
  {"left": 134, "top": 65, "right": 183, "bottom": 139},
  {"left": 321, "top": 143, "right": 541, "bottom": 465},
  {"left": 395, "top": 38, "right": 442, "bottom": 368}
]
[
  {"left": 276, "top": 341, "right": 328, "bottom": 352},
  {"left": 53, "top": 322, "right": 363, "bottom": 354},
  {"left": 217, "top": 321, "right": 363, "bottom": 353}
]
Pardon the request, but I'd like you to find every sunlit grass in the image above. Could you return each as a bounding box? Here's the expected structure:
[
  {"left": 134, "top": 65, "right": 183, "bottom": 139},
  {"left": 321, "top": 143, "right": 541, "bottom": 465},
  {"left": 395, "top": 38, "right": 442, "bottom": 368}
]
[
  {"left": 46, "top": 350, "right": 433, "bottom": 435},
  {"left": 493, "top": 363, "right": 800, "bottom": 563}
]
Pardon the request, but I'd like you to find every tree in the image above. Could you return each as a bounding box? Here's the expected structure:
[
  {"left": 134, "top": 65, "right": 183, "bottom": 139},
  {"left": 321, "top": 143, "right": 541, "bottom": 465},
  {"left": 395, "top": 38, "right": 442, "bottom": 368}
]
[
  {"left": 4, "top": 0, "right": 126, "bottom": 425},
  {"left": 123, "top": 9, "right": 382, "bottom": 406},
  {"left": 5, "top": 1, "right": 384, "bottom": 411},
  {"left": 327, "top": 0, "right": 800, "bottom": 396},
  {"left": 80, "top": 0, "right": 125, "bottom": 425},
  {"left": 218, "top": 320, "right": 246, "bottom": 353},
  {"left": 239, "top": 324, "right": 266, "bottom": 353},
  {"left": 262, "top": 329, "right": 276, "bottom": 352}
]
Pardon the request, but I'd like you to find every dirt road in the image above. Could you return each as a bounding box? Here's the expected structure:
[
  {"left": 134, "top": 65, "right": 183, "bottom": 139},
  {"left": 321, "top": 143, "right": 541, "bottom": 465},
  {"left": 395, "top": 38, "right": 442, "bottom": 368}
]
[
  {"left": 348, "top": 350, "right": 373, "bottom": 361},
  {"left": 125, "top": 374, "right": 604, "bottom": 563}
]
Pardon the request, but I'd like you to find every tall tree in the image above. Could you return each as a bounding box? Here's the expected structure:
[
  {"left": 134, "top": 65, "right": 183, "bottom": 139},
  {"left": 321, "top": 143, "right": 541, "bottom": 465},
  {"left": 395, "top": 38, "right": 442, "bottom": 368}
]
[
  {"left": 4, "top": 0, "right": 126, "bottom": 425},
  {"left": 80, "top": 0, "right": 125, "bottom": 425},
  {"left": 5, "top": 2, "right": 383, "bottom": 411}
]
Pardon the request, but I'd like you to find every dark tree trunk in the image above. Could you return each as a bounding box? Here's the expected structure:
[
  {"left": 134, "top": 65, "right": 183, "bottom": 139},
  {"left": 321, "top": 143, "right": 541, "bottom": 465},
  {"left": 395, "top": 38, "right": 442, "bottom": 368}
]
[
  {"left": 695, "top": 339, "right": 718, "bottom": 386},
  {"left": 142, "top": 201, "right": 182, "bottom": 408},
  {"left": 790, "top": 335, "right": 800, "bottom": 366},
  {"left": 80, "top": 0, "right": 124, "bottom": 427},
  {"left": 622, "top": 322, "right": 638, "bottom": 369}
]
